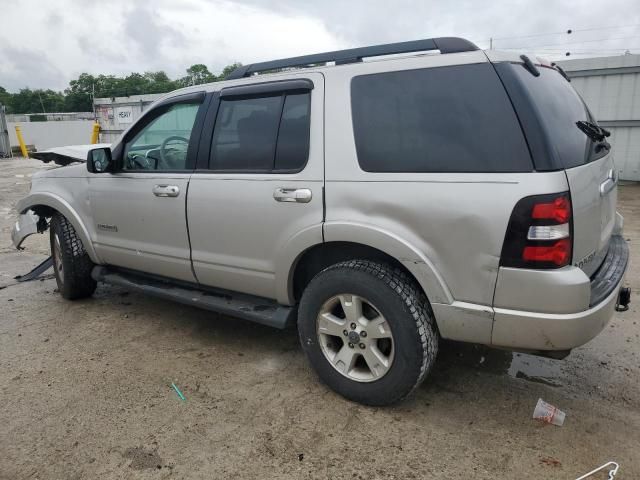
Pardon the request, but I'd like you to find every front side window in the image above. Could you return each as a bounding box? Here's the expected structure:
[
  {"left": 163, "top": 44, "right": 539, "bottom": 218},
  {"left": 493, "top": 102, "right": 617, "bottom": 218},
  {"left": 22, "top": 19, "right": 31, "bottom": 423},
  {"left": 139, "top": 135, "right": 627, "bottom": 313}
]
[
  {"left": 124, "top": 102, "right": 200, "bottom": 171},
  {"left": 351, "top": 63, "right": 533, "bottom": 173},
  {"left": 209, "top": 92, "right": 310, "bottom": 172}
]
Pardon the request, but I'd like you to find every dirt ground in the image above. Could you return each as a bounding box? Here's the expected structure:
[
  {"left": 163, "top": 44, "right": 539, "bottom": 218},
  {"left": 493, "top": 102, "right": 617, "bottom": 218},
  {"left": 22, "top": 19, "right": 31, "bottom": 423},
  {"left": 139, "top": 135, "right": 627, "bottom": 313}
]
[{"left": 0, "top": 157, "right": 638, "bottom": 480}]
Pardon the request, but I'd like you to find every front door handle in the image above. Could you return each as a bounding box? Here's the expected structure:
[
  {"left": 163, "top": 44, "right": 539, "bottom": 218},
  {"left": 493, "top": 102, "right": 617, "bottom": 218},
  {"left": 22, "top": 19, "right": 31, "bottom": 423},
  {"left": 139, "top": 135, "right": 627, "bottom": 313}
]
[
  {"left": 153, "top": 185, "right": 180, "bottom": 197},
  {"left": 273, "top": 187, "right": 312, "bottom": 203}
]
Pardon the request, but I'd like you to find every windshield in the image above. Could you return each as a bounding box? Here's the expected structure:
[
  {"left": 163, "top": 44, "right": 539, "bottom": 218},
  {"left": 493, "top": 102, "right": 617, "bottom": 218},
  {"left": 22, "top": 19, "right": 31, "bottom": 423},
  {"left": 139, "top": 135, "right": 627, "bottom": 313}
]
[{"left": 510, "top": 65, "right": 600, "bottom": 169}]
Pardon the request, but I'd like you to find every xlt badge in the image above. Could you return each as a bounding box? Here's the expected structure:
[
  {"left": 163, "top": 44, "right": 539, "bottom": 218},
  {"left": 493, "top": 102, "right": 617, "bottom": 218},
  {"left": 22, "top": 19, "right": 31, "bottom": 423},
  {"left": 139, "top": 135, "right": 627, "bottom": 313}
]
[{"left": 97, "top": 223, "right": 118, "bottom": 232}]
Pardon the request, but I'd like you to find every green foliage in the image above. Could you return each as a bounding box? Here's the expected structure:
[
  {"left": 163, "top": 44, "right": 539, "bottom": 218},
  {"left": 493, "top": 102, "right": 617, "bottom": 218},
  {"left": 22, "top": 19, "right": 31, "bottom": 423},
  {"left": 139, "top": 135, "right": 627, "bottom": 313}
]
[
  {"left": 6, "top": 88, "right": 65, "bottom": 114},
  {"left": 0, "top": 62, "right": 241, "bottom": 114},
  {"left": 178, "top": 64, "right": 216, "bottom": 87},
  {"left": 220, "top": 63, "right": 243, "bottom": 79},
  {"left": 0, "top": 85, "right": 11, "bottom": 110}
]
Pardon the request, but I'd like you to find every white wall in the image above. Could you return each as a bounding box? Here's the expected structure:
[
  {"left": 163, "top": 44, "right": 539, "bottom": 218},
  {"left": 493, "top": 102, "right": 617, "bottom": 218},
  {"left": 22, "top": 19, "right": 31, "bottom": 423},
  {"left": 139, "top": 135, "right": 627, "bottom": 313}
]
[{"left": 8, "top": 120, "right": 95, "bottom": 150}]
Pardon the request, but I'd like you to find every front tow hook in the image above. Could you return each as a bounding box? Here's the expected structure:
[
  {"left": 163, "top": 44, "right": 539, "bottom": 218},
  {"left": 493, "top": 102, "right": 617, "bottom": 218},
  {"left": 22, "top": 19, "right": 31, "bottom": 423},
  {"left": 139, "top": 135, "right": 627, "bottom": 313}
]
[{"left": 616, "top": 287, "right": 631, "bottom": 312}]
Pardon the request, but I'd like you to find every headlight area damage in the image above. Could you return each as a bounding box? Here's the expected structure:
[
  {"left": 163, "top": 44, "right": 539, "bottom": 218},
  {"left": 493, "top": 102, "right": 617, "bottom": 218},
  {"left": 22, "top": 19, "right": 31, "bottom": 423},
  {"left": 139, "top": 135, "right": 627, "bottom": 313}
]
[{"left": 11, "top": 210, "right": 54, "bottom": 282}]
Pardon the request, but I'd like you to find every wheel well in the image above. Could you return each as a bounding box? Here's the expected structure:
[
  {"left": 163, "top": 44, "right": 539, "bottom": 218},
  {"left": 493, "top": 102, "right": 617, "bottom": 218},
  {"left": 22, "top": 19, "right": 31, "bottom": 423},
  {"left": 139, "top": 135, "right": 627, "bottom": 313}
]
[
  {"left": 292, "top": 242, "right": 423, "bottom": 302},
  {"left": 30, "top": 204, "right": 56, "bottom": 219},
  {"left": 26, "top": 205, "right": 56, "bottom": 232}
]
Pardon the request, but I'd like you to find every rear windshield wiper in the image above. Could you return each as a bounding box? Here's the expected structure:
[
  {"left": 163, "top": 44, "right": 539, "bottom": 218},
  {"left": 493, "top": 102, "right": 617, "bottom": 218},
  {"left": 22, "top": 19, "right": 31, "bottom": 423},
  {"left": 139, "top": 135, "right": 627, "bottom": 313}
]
[
  {"left": 576, "top": 120, "right": 610, "bottom": 142},
  {"left": 551, "top": 62, "right": 571, "bottom": 82}
]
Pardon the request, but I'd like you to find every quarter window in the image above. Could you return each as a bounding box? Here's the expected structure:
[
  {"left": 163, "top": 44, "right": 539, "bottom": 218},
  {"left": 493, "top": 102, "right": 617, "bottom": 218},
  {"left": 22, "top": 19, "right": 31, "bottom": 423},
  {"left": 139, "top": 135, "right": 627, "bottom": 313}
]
[
  {"left": 209, "top": 92, "right": 310, "bottom": 172},
  {"left": 351, "top": 64, "right": 533, "bottom": 173}
]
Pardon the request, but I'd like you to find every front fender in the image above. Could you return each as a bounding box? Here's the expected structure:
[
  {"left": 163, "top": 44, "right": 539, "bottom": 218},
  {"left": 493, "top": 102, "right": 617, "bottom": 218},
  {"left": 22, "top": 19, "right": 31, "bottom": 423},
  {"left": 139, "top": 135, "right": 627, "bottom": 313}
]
[
  {"left": 15, "top": 192, "right": 102, "bottom": 264},
  {"left": 323, "top": 221, "right": 452, "bottom": 304}
]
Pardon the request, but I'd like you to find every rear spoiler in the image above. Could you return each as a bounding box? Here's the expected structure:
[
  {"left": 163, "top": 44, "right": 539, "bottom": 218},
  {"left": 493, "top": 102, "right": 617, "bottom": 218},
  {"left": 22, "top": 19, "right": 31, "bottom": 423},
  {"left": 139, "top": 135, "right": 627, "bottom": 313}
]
[{"left": 30, "top": 143, "right": 111, "bottom": 166}]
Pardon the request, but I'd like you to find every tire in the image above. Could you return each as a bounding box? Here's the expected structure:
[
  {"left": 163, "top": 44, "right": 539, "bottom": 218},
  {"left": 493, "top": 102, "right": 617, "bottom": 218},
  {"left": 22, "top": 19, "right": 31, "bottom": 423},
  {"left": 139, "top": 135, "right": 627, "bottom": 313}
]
[
  {"left": 50, "top": 213, "right": 97, "bottom": 300},
  {"left": 298, "top": 260, "right": 438, "bottom": 406}
]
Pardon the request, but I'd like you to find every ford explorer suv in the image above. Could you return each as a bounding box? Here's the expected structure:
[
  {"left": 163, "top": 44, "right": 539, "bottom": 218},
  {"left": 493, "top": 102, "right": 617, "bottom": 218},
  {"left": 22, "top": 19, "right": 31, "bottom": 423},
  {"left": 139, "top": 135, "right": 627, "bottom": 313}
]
[{"left": 12, "top": 37, "right": 631, "bottom": 405}]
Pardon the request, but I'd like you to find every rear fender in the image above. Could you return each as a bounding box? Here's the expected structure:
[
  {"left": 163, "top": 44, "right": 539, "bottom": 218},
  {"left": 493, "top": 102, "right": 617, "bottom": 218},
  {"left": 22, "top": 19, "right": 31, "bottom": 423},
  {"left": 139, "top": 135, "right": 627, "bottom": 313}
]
[{"left": 322, "top": 221, "right": 453, "bottom": 304}]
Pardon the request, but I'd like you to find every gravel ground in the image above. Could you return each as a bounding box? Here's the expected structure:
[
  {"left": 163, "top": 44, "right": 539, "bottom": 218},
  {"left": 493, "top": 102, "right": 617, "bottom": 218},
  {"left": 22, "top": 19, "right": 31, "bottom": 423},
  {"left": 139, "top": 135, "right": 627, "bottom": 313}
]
[{"left": 1, "top": 157, "right": 639, "bottom": 479}]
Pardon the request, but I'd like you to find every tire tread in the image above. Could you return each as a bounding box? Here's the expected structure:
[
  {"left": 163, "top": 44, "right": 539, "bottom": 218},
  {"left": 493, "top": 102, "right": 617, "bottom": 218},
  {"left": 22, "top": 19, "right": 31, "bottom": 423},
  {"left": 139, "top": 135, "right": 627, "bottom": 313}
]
[
  {"left": 300, "top": 259, "right": 438, "bottom": 405},
  {"left": 51, "top": 213, "right": 96, "bottom": 299}
]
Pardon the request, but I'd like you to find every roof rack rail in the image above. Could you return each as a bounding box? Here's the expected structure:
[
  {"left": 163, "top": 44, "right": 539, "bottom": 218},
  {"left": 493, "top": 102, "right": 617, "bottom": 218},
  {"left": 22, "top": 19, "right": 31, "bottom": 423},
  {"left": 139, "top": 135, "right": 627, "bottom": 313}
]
[{"left": 226, "top": 37, "right": 479, "bottom": 80}]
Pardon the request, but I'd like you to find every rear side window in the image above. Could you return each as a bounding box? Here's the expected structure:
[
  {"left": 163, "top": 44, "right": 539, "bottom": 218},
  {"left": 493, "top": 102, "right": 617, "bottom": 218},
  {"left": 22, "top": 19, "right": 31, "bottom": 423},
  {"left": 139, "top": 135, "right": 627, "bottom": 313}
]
[
  {"left": 275, "top": 94, "right": 311, "bottom": 170},
  {"left": 351, "top": 63, "right": 532, "bottom": 173},
  {"left": 210, "top": 92, "right": 310, "bottom": 172},
  {"left": 508, "top": 66, "right": 590, "bottom": 169}
]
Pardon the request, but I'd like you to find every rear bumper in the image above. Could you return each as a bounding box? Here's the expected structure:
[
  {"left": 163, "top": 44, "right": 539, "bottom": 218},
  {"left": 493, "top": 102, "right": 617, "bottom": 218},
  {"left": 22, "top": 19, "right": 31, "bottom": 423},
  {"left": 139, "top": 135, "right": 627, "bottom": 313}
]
[
  {"left": 589, "top": 235, "right": 629, "bottom": 306},
  {"left": 491, "top": 235, "right": 629, "bottom": 350}
]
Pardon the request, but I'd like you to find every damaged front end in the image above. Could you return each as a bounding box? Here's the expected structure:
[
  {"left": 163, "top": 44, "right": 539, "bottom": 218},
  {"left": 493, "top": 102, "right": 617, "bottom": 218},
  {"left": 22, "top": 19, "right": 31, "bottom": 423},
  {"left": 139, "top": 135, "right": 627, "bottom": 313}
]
[
  {"left": 12, "top": 211, "right": 49, "bottom": 250},
  {"left": 11, "top": 210, "right": 55, "bottom": 283}
]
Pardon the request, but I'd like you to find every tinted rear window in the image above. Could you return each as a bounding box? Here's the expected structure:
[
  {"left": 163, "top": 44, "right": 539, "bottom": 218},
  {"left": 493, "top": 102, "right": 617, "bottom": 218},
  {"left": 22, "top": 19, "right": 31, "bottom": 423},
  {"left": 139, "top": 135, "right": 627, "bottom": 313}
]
[
  {"left": 211, "top": 95, "right": 282, "bottom": 171},
  {"left": 509, "top": 66, "right": 590, "bottom": 169},
  {"left": 209, "top": 92, "right": 310, "bottom": 172},
  {"left": 350, "top": 63, "right": 532, "bottom": 173},
  {"left": 275, "top": 93, "right": 311, "bottom": 171}
]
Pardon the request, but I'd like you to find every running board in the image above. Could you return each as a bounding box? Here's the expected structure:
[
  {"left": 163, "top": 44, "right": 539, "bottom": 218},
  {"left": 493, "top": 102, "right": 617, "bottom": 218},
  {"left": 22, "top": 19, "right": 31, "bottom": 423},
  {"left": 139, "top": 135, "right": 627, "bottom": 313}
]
[{"left": 91, "top": 266, "right": 295, "bottom": 329}]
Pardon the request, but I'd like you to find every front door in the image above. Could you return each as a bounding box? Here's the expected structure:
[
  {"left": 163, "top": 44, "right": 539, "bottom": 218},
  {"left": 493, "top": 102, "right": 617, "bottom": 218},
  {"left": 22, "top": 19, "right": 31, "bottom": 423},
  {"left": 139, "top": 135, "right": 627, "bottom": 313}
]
[
  {"left": 187, "top": 74, "right": 324, "bottom": 300},
  {"left": 90, "top": 93, "right": 207, "bottom": 282}
]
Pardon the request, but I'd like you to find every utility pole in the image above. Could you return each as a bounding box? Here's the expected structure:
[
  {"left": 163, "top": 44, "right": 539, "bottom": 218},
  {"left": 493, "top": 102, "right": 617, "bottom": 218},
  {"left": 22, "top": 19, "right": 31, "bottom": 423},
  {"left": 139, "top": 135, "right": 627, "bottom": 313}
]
[
  {"left": 38, "top": 91, "right": 46, "bottom": 114},
  {"left": 490, "top": 37, "right": 493, "bottom": 50},
  {"left": 92, "top": 82, "right": 97, "bottom": 121}
]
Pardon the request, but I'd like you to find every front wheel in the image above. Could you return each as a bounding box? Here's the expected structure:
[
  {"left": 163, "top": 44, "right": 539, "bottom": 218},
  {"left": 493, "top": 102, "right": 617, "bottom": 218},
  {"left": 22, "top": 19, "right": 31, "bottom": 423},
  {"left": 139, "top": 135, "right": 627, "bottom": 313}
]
[
  {"left": 50, "top": 213, "right": 97, "bottom": 300},
  {"left": 298, "top": 260, "right": 438, "bottom": 406}
]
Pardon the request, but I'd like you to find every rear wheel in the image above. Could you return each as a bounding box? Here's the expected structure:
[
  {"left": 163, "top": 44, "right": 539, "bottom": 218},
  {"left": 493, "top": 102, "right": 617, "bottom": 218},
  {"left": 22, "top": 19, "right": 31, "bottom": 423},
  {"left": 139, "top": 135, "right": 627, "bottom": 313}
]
[
  {"left": 298, "top": 260, "right": 438, "bottom": 405},
  {"left": 50, "top": 214, "right": 97, "bottom": 300}
]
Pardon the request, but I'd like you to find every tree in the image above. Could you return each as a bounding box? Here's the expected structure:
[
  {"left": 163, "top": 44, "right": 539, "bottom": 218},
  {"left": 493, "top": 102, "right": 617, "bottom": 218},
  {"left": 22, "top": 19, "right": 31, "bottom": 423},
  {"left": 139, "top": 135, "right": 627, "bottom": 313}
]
[
  {"left": 0, "top": 86, "right": 12, "bottom": 111},
  {"left": 143, "top": 71, "right": 178, "bottom": 93},
  {"left": 2, "top": 62, "right": 242, "bottom": 113},
  {"left": 220, "top": 63, "right": 242, "bottom": 79},
  {"left": 179, "top": 64, "right": 216, "bottom": 87},
  {"left": 9, "top": 88, "right": 65, "bottom": 114},
  {"left": 64, "top": 73, "right": 95, "bottom": 112}
]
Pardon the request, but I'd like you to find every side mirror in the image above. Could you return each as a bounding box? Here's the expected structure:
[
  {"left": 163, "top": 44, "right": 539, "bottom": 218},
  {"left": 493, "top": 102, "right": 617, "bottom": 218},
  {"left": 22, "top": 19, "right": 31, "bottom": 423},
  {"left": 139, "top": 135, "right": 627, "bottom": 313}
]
[{"left": 87, "top": 147, "right": 112, "bottom": 173}]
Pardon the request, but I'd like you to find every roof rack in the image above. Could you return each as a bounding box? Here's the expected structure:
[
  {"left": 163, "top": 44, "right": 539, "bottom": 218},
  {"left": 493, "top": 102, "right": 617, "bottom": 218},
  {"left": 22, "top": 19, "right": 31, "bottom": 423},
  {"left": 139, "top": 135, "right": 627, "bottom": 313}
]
[{"left": 226, "top": 37, "right": 479, "bottom": 80}]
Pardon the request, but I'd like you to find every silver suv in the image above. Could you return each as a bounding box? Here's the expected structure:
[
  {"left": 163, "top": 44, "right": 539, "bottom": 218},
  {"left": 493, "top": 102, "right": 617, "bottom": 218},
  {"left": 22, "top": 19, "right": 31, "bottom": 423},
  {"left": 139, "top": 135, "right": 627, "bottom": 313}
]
[{"left": 12, "top": 37, "right": 631, "bottom": 405}]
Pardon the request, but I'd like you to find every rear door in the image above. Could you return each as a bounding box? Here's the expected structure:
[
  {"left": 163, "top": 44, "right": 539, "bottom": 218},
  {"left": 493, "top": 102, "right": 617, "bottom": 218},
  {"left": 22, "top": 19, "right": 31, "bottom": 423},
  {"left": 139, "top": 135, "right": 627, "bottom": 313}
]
[
  {"left": 187, "top": 74, "right": 324, "bottom": 300},
  {"left": 497, "top": 63, "right": 616, "bottom": 276}
]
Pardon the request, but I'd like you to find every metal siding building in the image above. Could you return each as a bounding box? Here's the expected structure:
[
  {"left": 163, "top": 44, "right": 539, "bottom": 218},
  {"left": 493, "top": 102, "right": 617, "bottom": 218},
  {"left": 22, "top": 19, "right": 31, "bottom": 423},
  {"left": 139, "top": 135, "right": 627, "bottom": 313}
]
[
  {"left": 94, "top": 94, "right": 164, "bottom": 143},
  {"left": 558, "top": 54, "right": 640, "bottom": 181}
]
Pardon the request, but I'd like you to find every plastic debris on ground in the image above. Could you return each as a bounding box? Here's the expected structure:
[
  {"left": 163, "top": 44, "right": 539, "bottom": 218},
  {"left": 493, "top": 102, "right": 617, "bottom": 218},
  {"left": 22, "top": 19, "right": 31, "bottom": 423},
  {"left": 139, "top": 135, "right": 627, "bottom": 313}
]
[
  {"left": 574, "top": 461, "right": 619, "bottom": 479},
  {"left": 171, "top": 383, "right": 186, "bottom": 401},
  {"left": 532, "top": 398, "right": 565, "bottom": 426}
]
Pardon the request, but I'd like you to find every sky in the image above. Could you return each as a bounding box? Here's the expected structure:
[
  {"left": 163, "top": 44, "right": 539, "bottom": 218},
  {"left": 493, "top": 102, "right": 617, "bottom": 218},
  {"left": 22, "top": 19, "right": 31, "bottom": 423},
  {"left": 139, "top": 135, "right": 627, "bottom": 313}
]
[{"left": 1, "top": 0, "right": 639, "bottom": 92}]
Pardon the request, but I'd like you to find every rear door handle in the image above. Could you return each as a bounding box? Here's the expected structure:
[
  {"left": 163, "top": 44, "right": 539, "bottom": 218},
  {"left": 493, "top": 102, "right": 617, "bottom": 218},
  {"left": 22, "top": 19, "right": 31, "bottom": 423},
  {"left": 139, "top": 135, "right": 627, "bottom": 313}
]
[
  {"left": 600, "top": 169, "right": 617, "bottom": 196},
  {"left": 153, "top": 185, "right": 180, "bottom": 197},
  {"left": 273, "top": 188, "right": 312, "bottom": 203}
]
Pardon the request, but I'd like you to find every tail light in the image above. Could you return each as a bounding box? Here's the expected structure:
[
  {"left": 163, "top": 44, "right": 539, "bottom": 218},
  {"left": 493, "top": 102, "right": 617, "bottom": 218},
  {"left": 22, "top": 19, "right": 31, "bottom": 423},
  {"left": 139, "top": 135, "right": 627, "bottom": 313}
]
[{"left": 500, "top": 192, "right": 572, "bottom": 269}]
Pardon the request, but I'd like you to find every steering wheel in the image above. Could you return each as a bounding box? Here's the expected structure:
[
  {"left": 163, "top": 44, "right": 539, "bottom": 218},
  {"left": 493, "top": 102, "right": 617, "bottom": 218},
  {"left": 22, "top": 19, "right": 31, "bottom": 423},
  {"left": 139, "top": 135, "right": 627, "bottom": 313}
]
[
  {"left": 160, "top": 136, "right": 189, "bottom": 169},
  {"left": 130, "top": 153, "right": 153, "bottom": 170}
]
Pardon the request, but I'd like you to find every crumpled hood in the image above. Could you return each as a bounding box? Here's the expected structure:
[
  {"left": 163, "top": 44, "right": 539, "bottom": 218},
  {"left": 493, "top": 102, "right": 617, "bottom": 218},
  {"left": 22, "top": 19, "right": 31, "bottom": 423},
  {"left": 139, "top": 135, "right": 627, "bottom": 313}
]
[{"left": 30, "top": 143, "right": 111, "bottom": 166}]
